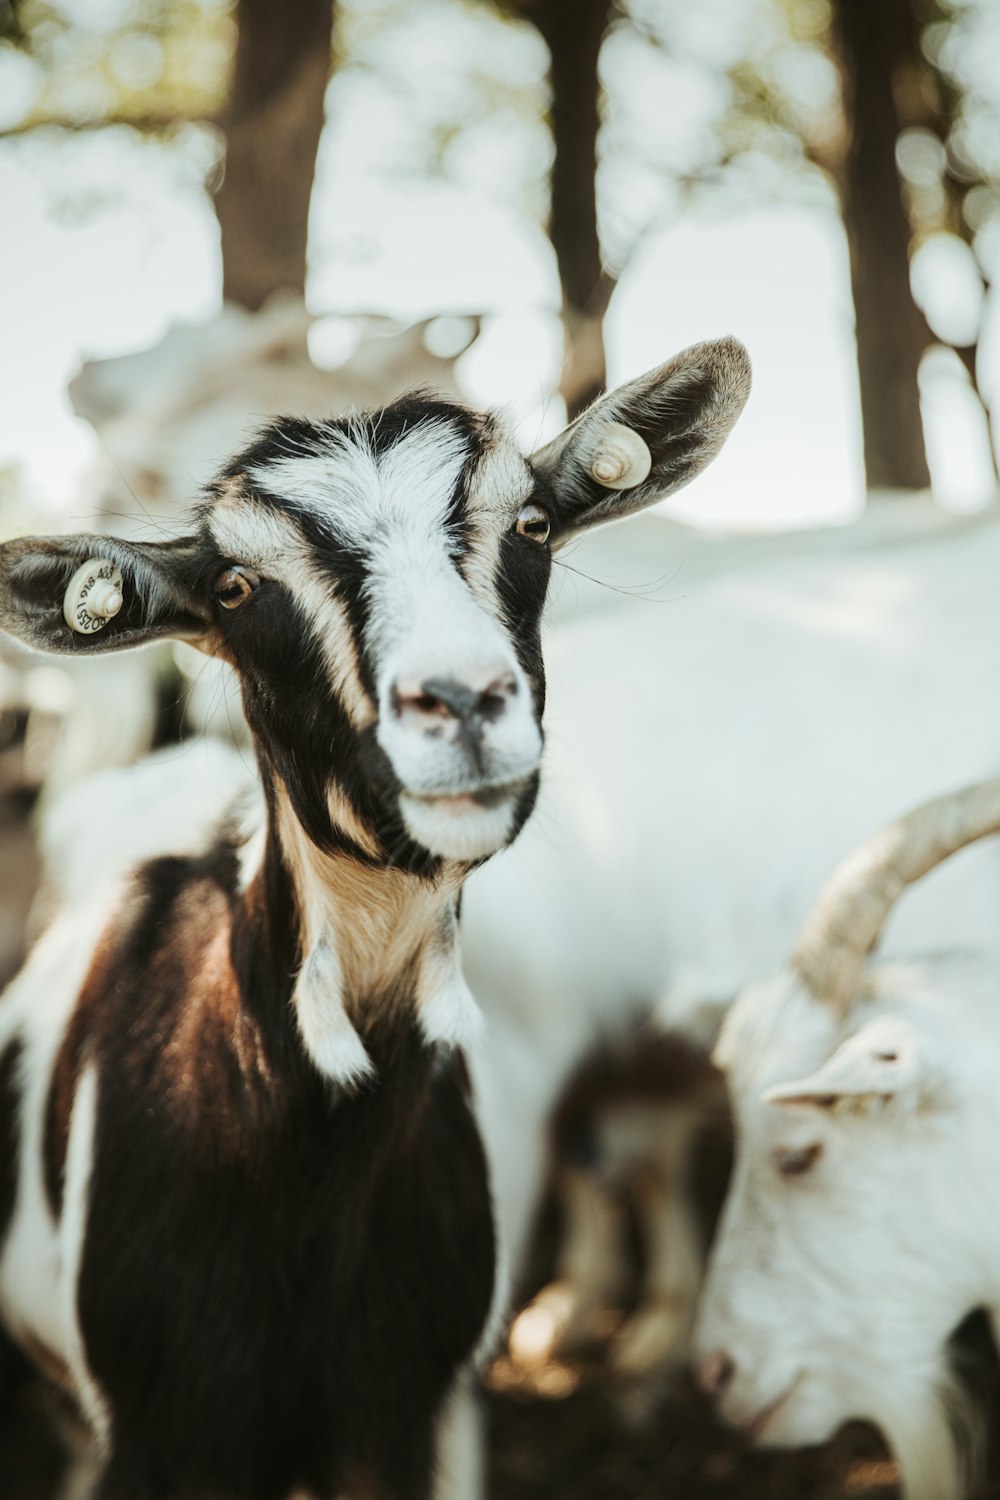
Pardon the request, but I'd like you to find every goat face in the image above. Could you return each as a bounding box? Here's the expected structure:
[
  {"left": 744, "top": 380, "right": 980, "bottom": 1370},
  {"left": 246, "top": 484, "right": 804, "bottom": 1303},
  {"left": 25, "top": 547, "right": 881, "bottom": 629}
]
[
  {"left": 693, "top": 962, "right": 995, "bottom": 1500},
  {"left": 0, "top": 339, "right": 750, "bottom": 871},
  {"left": 203, "top": 398, "right": 552, "bottom": 869}
]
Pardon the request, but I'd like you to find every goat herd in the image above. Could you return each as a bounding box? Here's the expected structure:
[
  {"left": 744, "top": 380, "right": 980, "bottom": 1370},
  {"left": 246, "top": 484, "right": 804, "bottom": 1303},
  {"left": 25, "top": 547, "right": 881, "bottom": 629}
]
[{"left": 0, "top": 333, "right": 998, "bottom": 1500}]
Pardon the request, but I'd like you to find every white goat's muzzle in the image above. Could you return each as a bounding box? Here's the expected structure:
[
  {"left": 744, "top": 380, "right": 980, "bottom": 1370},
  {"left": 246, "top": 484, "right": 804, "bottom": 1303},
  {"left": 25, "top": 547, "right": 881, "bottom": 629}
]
[{"left": 377, "top": 648, "right": 542, "bottom": 861}]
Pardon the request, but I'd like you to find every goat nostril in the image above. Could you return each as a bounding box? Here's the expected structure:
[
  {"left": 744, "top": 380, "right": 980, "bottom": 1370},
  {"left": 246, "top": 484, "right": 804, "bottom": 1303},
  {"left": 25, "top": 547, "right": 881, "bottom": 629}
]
[
  {"left": 393, "top": 674, "right": 515, "bottom": 729},
  {"left": 477, "top": 673, "right": 516, "bottom": 722},
  {"left": 413, "top": 692, "right": 450, "bottom": 718},
  {"left": 696, "top": 1351, "right": 736, "bottom": 1400}
]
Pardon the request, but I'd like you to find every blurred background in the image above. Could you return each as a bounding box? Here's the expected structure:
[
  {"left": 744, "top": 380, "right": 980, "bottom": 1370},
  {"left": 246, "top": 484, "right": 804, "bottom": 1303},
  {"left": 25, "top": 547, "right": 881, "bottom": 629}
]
[
  {"left": 1, "top": 1, "right": 999, "bottom": 1496},
  {"left": 1, "top": 0, "right": 999, "bottom": 532}
]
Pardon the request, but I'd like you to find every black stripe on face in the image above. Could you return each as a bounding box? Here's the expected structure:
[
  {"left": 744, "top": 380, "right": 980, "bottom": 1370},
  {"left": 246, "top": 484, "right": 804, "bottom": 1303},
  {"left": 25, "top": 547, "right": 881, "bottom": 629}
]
[
  {"left": 212, "top": 415, "right": 339, "bottom": 487},
  {"left": 219, "top": 583, "right": 441, "bottom": 876},
  {"left": 443, "top": 412, "right": 501, "bottom": 567},
  {"left": 354, "top": 394, "right": 486, "bottom": 465},
  {"left": 492, "top": 486, "right": 553, "bottom": 719},
  {"left": 220, "top": 586, "right": 379, "bottom": 863},
  {"left": 452, "top": 414, "right": 514, "bottom": 583},
  {"left": 243, "top": 491, "right": 381, "bottom": 706},
  {"left": 215, "top": 397, "right": 487, "bottom": 489}
]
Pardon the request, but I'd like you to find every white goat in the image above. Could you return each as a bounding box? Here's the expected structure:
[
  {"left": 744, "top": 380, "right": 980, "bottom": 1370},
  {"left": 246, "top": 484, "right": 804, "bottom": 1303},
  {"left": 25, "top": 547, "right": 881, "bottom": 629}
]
[
  {"left": 69, "top": 299, "right": 476, "bottom": 531},
  {"left": 0, "top": 341, "right": 750, "bottom": 1500},
  {"left": 693, "top": 778, "right": 1000, "bottom": 1500},
  {"left": 462, "top": 504, "right": 1000, "bottom": 1344}
]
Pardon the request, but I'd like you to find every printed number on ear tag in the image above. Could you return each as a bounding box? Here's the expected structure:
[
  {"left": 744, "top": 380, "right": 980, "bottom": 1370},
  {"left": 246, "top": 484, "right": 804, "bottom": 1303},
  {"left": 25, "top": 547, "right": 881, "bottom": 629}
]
[{"left": 63, "top": 558, "right": 125, "bottom": 635}]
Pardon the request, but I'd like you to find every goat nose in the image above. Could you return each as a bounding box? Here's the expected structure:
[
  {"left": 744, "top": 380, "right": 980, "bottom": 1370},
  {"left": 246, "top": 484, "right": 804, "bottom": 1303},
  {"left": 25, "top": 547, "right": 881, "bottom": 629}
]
[
  {"left": 695, "top": 1351, "right": 736, "bottom": 1400},
  {"left": 392, "top": 673, "right": 517, "bottom": 736}
]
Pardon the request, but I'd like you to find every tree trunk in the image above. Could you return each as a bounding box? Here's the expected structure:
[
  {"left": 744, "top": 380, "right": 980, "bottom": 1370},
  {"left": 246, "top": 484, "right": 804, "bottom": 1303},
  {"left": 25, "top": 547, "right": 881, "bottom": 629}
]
[
  {"left": 530, "top": 0, "right": 614, "bottom": 418},
  {"left": 215, "top": 0, "right": 336, "bottom": 311},
  {"left": 831, "top": 0, "right": 931, "bottom": 490}
]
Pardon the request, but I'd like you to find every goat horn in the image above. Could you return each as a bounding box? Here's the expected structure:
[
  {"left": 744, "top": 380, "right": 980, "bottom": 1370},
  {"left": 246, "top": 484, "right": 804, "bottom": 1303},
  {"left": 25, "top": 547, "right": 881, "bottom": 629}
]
[{"left": 791, "top": 777, "right": 1000, "bottom": 1013}]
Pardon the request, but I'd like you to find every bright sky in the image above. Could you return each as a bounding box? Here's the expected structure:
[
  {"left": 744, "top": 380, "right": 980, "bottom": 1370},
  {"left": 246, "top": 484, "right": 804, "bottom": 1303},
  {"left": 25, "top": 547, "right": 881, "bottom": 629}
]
[{"left": 0, "top": 10, "right": 997, "bottom": 533}]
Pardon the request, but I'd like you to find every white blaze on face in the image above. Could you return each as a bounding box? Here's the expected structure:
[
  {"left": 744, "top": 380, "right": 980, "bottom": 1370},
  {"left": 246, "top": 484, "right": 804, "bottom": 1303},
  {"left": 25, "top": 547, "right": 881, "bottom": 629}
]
[{"left": 248, "top": 417, "right": 544, "bottom": 861}]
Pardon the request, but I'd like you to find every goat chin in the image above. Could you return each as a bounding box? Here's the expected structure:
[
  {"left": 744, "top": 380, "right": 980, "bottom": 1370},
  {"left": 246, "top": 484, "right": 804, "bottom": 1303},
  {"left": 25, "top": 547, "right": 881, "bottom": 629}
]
[{"left": 875, "top": 1365, "right": 981, "bottom": 1500}]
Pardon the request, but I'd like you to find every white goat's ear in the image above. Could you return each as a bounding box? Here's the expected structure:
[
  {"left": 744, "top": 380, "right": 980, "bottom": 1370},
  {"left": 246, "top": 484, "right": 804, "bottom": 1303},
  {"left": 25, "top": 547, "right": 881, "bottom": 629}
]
[
  {"left": 763, "top": 1017, "right": 924, "bottom": 1112},
  {"left": 531, "top": 336, "right": 751, "bottom": 546},
  {"left": 0, "top": 534, "right": 212, "bottom": 657}
]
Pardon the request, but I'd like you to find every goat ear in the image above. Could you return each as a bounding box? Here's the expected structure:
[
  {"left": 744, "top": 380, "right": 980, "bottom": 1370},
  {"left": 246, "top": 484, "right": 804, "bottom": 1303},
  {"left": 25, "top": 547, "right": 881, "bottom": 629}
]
[
  {"left": 0, "top": 534, "right": 212, "bottom": 657},
  {"left": 531, "top": 336, "right": 751, "bottom": 547},
  {"left": 763, "top": 1018, "right": 925, "bottom": 1112}
]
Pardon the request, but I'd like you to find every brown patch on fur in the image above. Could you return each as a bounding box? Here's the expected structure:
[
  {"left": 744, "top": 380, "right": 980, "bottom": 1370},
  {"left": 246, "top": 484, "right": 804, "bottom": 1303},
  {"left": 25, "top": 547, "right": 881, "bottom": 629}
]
[
  {"left": 44, "top": 869, "right": 280, "bottom": 1213},
  {"left": 156, "top": 882, "right": 275, "bottom": 1130},
  {"left": 276, "top": 789, "right": 463, "bottom": 1025},
  {"left": 327, "top": 781, "right": 381, "bottom": 861}
]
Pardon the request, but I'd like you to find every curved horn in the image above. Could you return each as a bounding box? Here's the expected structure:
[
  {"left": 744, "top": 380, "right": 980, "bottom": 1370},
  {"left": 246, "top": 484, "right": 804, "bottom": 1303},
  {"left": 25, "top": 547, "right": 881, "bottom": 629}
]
[{"left": 792, "top": 777, "right": 1000, "bottom": 1013}]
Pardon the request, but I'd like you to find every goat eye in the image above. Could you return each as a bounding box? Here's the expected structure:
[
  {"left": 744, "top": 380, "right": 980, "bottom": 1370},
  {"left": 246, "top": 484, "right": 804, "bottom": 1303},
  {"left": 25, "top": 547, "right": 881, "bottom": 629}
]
[
  {"left": 214, "top": 566, "right": 260, "bottom": 610},
  {"left": 775, "top": 1143, "right": 823, "bottom": 1177},
  {"left": 515, "top": 504, "right": 551, "bottom": 544}
]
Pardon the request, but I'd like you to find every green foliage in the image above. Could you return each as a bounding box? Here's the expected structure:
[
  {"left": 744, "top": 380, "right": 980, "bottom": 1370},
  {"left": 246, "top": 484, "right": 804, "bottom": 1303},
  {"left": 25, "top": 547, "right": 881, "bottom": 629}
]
[{"left": 0, "top": 0, "right": 235, "bottom": 134}]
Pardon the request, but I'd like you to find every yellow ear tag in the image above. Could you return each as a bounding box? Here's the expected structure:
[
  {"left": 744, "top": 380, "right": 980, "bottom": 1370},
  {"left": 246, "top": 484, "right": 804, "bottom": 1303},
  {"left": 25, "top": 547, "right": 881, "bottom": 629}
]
[
  {"left": 63, "top": 558, "right": 124, "bottom": 635},
  {"left": 590, "top": 420, "right": 653, "bottom": 489},
  {"left": 589, "top": 423, "right": 653, "bottom": 490}
]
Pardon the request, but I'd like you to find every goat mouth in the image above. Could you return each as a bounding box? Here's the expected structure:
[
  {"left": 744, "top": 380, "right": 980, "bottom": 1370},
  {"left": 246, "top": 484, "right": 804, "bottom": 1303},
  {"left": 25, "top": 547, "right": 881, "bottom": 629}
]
[
  {"left": 404, "top": 778, "right": 528, "bottom": 813},
  {"left": 397, "top": 777, "right": 531, "bottom": 862},
  {"left": 740, "top": 1376, "right": 804, "bottom": 1442}
]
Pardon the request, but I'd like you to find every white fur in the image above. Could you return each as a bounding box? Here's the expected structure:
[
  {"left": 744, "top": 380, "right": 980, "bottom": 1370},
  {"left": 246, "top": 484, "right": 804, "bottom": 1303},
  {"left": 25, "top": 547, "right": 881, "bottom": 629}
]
[
  {"left": 41, "top": 738, "right": 258, "bottom": 906},
  {"left": 433, "top": 1374, "right": 486, "bottom": 1500},
  {"left": 248, "top": 418, "right": 469, "bottom": 557},
  {"left": 232, "top": 422, "right": 544, "bottom": 854},
  {"left": 463, "top": 505, "right": 1000, "bottom": 1277},
  {"left": 364, "top": 425, "right": 540, "bottom": 819},
  {"left": 398, "top": 791, "right": 520, "bottom": 865},
  {"left": 0, "top": 898, "right": 119, "bottom": 1368},
  {"left": 60, "top": 1064, "right": 111, "bottom": 1452},
  {"left": 292, "top": 935, "right": 373, "bottom": 1087},
  {"left": 693, "top": 955, "right": 1000, "bottom": 1499},
  {"left": 417, "top": 930, "right": 486, "bottom": 1053}
]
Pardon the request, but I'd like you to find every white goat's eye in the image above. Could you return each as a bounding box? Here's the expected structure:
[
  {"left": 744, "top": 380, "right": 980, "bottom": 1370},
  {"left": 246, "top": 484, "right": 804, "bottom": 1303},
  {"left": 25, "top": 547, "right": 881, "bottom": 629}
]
[
  {"left": 515, "top": 503, "right": 551, "bottom": 544},
  {"left": 775, "top": 1143, "right": 823, "bottom": 1177},
  {"left": 215, "top": 565, "right": 260, "bottom": 610}
]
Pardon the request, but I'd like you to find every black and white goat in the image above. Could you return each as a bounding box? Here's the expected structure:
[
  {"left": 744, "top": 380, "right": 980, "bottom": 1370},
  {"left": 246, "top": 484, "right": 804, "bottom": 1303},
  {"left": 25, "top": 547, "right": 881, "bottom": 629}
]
[{"left": 0, "top": 342, "right": 750, "bottom": 1500}]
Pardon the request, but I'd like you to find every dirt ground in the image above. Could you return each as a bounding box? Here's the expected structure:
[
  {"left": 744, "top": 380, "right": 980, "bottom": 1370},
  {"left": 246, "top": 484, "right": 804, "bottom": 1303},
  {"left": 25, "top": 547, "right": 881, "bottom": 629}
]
[
  {"left": 1, "top": 770, "right": 999, "bottom": 1500},
  {"left": 487, "top": 1379, "right": 901, "bottom": 1500},
  {"left": 2, "top": 1356, "right": 996, "bottom": 1500}
]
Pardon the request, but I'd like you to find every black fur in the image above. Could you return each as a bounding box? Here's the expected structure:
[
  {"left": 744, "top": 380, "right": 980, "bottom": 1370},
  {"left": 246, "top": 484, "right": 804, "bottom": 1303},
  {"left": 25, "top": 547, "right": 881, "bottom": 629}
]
[
  {"left": 0, "top": 1041, "right": 22, "bottom": 1252},
  {"left": 207, "top": 399, "right": 551, "bottom": 876},
  {"left": 15, "top": 396, "right": 561, "bottom": 1498},
  {"left": 49, "top": 849, "right": 494, "bottom": 1500}
]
